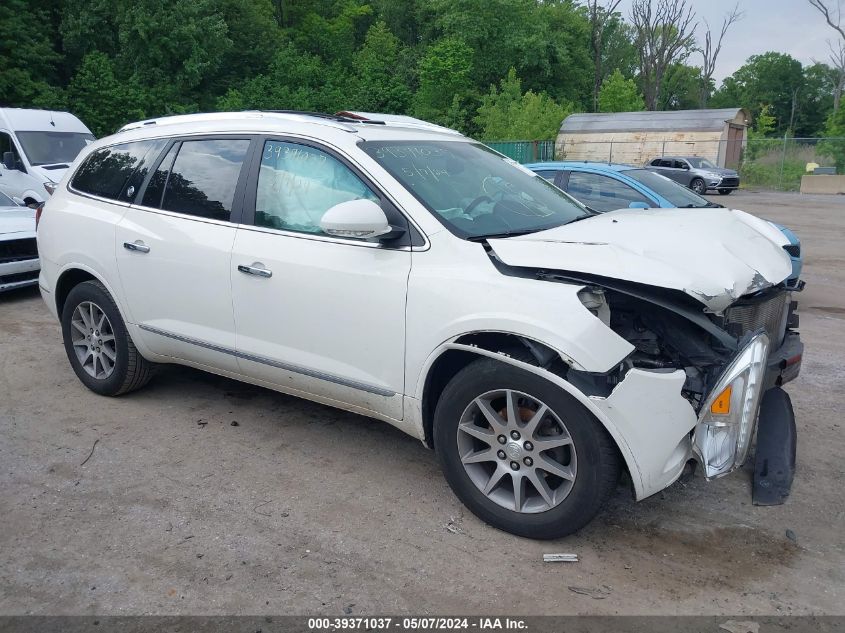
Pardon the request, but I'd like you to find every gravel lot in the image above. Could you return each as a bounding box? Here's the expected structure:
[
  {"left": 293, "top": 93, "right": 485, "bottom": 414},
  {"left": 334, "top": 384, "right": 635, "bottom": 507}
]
[{"left": 1, "top": 190, "right": 843, "bottom": 615}]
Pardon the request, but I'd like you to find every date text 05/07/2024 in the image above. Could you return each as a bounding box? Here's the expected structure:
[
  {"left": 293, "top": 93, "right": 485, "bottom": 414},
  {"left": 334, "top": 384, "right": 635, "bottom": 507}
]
[{"left": 307, "top": 617, "right": 528, "bottom": 630}]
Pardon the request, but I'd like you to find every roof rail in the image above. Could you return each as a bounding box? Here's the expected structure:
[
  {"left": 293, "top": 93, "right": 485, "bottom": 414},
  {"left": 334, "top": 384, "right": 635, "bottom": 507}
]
[
  {"left": 116, "top": 110, "right": 358, "bottom": 134},
  {"left": 335, "top": 111, "right": 463, "bottom": 136}
]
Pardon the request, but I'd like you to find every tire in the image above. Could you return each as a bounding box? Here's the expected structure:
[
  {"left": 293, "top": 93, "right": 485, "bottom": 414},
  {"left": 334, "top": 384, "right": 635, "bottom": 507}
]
[
  {"left": 690, "top": 178, "right": 706, "bottom": 194},
  {"left": 433, "top": 357, "right": 621, "bottom": 539},
  {"left": 61, "top": 280, "right": 156, "bottom": 396},
  {"left": 718, "top": 188, "right": 733, "bottom": 195}
]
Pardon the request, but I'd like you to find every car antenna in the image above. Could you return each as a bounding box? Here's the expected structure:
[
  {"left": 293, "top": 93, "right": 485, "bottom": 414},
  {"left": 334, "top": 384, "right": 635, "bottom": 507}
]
[{"left": 49, "top": 111, "right": 55, "bottom": 127}]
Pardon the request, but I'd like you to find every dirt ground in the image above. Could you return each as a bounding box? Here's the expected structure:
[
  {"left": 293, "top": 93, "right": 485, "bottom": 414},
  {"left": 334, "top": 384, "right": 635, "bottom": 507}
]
[{"left": 1, "top": 190, "right": 843, "bottom": 616}]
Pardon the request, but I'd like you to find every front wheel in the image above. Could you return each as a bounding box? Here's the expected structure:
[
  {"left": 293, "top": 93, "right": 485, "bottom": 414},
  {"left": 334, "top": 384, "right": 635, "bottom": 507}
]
[
  {"left": 433, "top": 358, "right": 621, "bottom": 539},
  {"left": 61, "top": 280, "right": 157, "bottom": 396},
  {"left": 718, "top": 188, "right": 733, "bottom": 195},
  {"left": 690, "top": 178, "right": 706, "bottom": 194}
]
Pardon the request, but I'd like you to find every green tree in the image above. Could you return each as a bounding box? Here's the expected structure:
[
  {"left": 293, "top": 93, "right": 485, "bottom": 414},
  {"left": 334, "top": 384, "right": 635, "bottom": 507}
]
[
  {"left": 475, "top": 68, "right": 572, "bottom": 140},
  {"left": 350, "top": 22, "right": 412, "bottom": 113},
  {"left": 598, "top": 69, "right": 644, "bottom": 112},
  {"left": 0, "top": 0, "right": 62, "bottom": 107},
  {"left": 656, "top": 63, "right": 702, "bottom": 110},
  {"left": 711, "top": 52, "right": 804, "bottom": 135},
  {"left": 414, "top": 38, "right": 474, "bottom": 124},
  {"left": 66, "top": 52, "right": 145, "bottom": 136},
  {"left": 820, "top": 105, "right": 845, "bottom": 172}
]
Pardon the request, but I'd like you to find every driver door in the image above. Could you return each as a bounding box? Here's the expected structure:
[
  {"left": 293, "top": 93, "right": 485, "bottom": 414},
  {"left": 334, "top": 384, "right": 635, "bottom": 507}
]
[{"left": 230, "top": 138, "right": 411, "bottom": 420}]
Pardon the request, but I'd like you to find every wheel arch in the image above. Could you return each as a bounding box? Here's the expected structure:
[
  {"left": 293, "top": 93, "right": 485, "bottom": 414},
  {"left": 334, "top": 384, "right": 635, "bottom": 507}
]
[
  {"left": 54, "top": 265, "right": 127, "bottom": 323},
  {"left": 417, "top": 332, "right": 641, "bottom": 497}
]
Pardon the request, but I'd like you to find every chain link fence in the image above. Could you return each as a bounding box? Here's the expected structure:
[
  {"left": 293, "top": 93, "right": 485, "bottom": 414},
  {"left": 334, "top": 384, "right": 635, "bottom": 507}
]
[{"left": 486, "top": 137, "right": 844, "bottom": 192}]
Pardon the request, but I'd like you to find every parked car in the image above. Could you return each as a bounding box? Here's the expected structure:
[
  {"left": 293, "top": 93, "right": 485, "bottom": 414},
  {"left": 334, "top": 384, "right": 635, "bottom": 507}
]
[
  {"left": 0, "top": 108, "right": 95, "bottom": 206},
  {"left": 37, "top": 112, "right": 803, "bottom": 538},
  {"left": 646, "top": 156, "right": 740, "bottom": 195},
  {"left": 526, "top": 161, "right": 802, "bottom": 287},
  {"left": 1, "top": 190, "right": 39, "bottom": 293}
]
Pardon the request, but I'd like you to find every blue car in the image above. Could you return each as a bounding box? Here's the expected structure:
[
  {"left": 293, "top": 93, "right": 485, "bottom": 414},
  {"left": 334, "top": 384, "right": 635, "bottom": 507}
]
[{"left": 526, "top": 161, "right": 803, "bottom": 287}]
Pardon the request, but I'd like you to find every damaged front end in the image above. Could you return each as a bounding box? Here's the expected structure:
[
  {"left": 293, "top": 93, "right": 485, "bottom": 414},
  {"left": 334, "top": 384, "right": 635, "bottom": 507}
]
[{"left": 544, "top": 271, "right": 802, "bottom": 498}]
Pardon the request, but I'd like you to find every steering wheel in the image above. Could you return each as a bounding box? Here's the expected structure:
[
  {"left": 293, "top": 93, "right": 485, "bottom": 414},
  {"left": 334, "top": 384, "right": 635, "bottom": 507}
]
[{"left": 464, "top": 195, "right": 494, "bottom": 216}]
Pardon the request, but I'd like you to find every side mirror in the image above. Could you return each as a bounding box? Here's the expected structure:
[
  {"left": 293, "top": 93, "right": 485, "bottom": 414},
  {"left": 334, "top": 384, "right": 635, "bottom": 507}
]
[
  {"left": 319, "top": 199, "right": 402, "bottom": 240},
  {"left": 628, "top": 201, "right": 649, "bottom": 209},
  {"left": 12, "top": 196, "right": 25, "bottom": 207},
  {"left": 681, "top": 164, "right": 690, "bottom": 170},
  {"left": 3, "top": 152, "right": 16, "bottom": 171}
]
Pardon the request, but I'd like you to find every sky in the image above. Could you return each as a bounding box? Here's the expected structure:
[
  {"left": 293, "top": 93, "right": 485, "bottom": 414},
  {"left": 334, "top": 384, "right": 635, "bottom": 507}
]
[{"left": 614, "top": 0, "right": 836, "bottom": 83}]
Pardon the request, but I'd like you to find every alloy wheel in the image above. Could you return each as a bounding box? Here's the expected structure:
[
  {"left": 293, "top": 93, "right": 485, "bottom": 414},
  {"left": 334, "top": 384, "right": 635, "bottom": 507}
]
[
  {"left": 456, "top": 389, "right": 577, "bottom": 513},
  {"left": 70, "top": 301, "right": 117, "bottom": 380}
]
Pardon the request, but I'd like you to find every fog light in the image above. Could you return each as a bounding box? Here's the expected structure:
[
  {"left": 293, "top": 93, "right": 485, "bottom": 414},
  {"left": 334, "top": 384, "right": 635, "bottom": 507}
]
[{"left": 694, "top": 333, "right": 769, "bottom": 478}]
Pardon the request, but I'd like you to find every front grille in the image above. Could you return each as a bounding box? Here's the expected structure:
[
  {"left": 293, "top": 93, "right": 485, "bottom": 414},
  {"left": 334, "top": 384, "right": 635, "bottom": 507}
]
[
  {"left": 723, "top": 291, "right": 790, "bottom": 348},
  {"left": 719, "top": 177, "right": 740, "bottom": 187},
  {"left": 783, "top": 244, "right": 800, "bottom": 258},
  {"left": 0, "top": 238, "right": 38, "bottom": 264}
]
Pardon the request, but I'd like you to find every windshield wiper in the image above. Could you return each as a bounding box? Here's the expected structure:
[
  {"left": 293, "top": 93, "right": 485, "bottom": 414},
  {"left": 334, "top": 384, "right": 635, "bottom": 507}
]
[
  {"left": 562, "top": 213, "right": 596, "bottom": 225},
  {"left": 468, "top": 229, "right": 541, "bottom": 242}
]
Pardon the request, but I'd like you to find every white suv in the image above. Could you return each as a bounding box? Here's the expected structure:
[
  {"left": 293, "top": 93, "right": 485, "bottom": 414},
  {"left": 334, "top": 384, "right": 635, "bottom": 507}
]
[{"left": 37, "top": 111, "right": 803, "bottom": 538}]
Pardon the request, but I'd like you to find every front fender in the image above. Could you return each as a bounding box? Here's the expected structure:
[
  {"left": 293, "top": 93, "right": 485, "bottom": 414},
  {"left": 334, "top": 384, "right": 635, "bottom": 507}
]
[{"left": 415, "top": 342, "right": 696, "bottom": 500}]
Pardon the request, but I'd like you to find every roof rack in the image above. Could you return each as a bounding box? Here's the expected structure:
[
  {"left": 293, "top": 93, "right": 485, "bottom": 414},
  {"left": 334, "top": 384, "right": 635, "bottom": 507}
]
[{"left": 116, "top": 110, "right": 463, "bottom": 137}]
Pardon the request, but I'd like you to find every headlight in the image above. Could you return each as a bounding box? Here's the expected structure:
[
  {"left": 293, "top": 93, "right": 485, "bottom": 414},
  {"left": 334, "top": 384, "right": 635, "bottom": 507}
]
[
  {"left": 693, "top": 332, "right": 769, "bottom": 478},
  {"left": 44, "top": 181, "right": 57, "bottom": 196}
]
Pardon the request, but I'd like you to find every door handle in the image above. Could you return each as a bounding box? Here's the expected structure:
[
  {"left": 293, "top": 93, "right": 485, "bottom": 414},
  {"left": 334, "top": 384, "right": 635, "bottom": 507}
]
[
  {"left": 123, "top": 240, "right": 150, "bottom": 253},
  {"left": 237, "top": 263, "right": 272, "bottom": 278}
]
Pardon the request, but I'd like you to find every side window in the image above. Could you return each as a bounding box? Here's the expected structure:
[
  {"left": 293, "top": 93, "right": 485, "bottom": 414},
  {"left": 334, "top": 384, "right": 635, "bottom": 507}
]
[
  {"left": 567, "top": 172, "right": 652, "bottom": 213},
  {"left": 141, "top": 143, "right": 179, "bottom": 208},
  {"left": 160, "top": 138, "right": 250, "bottom": 221},
  {"left": 255, "top": 140, "right": 379, "bottom": 234},
  {"left": 71, "top": 140, "right": 165, "bottom": 201},
  {"left": 0, "top": 132, "right": 24, "bottom": 171},
  {"left": 650, "top": 158, "right": 662, "bottom": 167},
  {"left": 533, "top": 170, "right": 559, "bottom": 182},
  {"left": 674, "top": 160, "right": 688, "bottom": 169}
]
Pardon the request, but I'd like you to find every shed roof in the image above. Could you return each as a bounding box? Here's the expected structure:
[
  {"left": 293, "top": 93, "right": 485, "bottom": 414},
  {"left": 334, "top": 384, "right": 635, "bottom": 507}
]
[{"left": 560, "top": 108, "right": 750, "bottom": 134}]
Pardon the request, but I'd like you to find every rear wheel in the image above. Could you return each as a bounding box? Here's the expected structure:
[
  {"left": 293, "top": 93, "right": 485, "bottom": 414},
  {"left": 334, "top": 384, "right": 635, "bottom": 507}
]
[
  {"left": 718, "top": 188, "right": 733, "bottom": 195},
  {"left": 61, "top": 280, "right": 156, "bottom": 396},
  {"left": 690, "top": 178, "right": 706, "bottom": 194},
  {"left": 433, "top": 357, "right": 621, "bottom": 539}
]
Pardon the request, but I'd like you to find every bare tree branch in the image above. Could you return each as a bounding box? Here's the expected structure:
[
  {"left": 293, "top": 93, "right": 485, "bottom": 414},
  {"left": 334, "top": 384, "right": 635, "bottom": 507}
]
[
  {"left": 630, "top": 0, "right": 698, "bottom": 110},
  {"left": 808, "top": 0, "right": 845, "bottom": 110},
  {"left": 698, "top": 3, "right": 743, "bottom": 107},
  {"left": 588, "top": 0, "right": 623, "bottom": 112},
  {"left": 808, "top": 0, "right": 845, "bottom": 41}
]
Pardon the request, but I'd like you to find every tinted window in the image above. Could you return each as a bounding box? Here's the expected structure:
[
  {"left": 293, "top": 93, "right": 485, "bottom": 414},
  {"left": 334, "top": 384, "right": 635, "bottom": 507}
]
[
  {"left": 255, "top": 141, "right": 379, "bottom": 234},
  {"left": 624, "top": 169, "right": 714, "bottom": 208},
  {"left": 141, "top": 143, "right": 179, "bottom": 208},
  {"left": 567, "top": 172, "right": 652, "bottom": 213},
  {"left": 0, "top": 132, "right": 24, "bottom": 171},
  {"left": 161, "top": 139, "right": 250, "bottom": 221},
  {"left": 71, "top": 140, "right": 164, "bottom": 200},
  {"left": 532, "top": 169, "right": 559, "bottom": 182}
]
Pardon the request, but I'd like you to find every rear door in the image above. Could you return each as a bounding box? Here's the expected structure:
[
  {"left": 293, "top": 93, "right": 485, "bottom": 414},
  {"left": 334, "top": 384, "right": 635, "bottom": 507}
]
[
  {"left": 115, "top": 136, "right": 256, "bottom": 371},
  {"left": 230, "top": 137, "right": 411, "bottom": 419}
]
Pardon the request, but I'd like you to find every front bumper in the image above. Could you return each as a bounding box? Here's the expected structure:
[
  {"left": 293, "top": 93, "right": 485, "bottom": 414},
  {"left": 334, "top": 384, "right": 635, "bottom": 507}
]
[
  {"left": 0, "top": 257, "right": 40, "bottom": 293},
  {"left": 707, "top": 176, "right": 740, "bottom": 190}
]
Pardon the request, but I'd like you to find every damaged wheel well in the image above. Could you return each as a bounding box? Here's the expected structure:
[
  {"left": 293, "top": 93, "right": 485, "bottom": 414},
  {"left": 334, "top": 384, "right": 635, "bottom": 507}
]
[{"left": 420, "top": 332, "right": 567, "bottom": 447}]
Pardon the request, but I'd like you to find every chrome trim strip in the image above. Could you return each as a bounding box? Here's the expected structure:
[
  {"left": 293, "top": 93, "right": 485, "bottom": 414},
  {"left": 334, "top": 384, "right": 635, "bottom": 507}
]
[{"left": 138, "top": 324, "right": 396, "bottom": 397}]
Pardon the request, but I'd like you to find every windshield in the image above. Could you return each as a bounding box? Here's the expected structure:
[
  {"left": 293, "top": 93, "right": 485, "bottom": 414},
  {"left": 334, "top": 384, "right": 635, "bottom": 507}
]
[
  {"left": 686, "top": 157, "right": 717, "bottom": 169},
  {"left": 624, "top": 169, "right": 717, "bottom": 208},
  {"left": 0, "top": 191, "right": 17, "bottom": 206},
  {"left": 15, "top": 131, "right": 95, "bottom": 166},
  {"left": 359, "top": 141, "right": 589, "bottom": 239}
]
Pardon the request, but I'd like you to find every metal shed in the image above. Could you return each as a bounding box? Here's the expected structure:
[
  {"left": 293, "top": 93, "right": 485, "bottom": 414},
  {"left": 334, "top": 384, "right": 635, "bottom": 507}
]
[{"left": 556, "top": 108, "right": 751, "bottom": 168}]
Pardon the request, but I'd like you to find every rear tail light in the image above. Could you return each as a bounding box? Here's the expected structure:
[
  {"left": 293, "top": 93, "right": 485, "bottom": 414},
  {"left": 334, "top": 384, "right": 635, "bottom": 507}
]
[{"left": 35, "top": 202, "right": 45, "bottom": 230}]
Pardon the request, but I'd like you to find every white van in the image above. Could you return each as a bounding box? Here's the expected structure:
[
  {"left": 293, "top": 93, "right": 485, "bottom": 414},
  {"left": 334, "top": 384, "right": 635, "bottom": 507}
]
[{"left": 0, "top": 108, "right": 94, "bottom": 206}]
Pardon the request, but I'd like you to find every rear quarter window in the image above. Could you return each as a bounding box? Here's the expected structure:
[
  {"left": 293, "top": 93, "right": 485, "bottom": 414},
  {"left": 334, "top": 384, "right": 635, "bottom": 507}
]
[{"left": 71, "top": 140, "right": 166, "bottom": 201}]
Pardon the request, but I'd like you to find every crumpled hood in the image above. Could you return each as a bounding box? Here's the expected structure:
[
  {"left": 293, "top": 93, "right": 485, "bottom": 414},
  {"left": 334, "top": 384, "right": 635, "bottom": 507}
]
[
  {"left": 488, "top": 207, "right": 792, "bottom": 313},
  {"left": 0, "top": 207, "right": 36, "bottom": 237}
]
